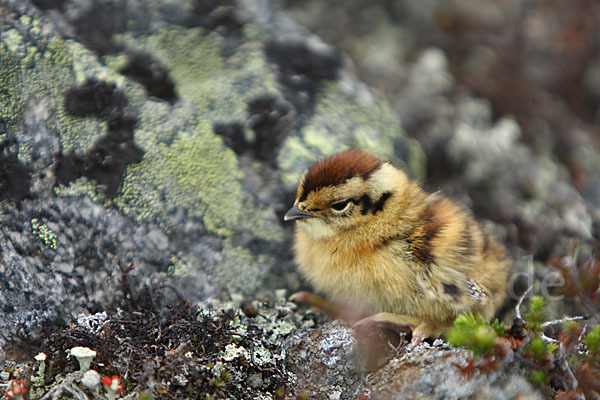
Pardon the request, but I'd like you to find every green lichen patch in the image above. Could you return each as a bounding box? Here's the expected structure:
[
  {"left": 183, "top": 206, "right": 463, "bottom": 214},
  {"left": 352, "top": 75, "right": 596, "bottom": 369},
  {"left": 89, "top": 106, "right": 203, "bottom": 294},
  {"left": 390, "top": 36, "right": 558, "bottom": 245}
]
[
  {"left": 0, "top": 44, "right": 26, "bottom": 131},
  {"left": 113, "top": 104, "right": 279, "bottom": 241},
  {"left": 0, "top": 27, "right": 124, "bottom": 156},
  {"left": 53, "top": 177, "right": 108, "bottom": 202},
  {"left": 114, "top": 119, "right": 240, "bottom": 235},
  {"left": 114, "top": 25, "right": 277, "bottom": 121},
  {"left": 97, "top": 25, "right": 284, "bottom": 242},
  {"left": 277, "top": 81, "right": 425, "bottom": 185}
]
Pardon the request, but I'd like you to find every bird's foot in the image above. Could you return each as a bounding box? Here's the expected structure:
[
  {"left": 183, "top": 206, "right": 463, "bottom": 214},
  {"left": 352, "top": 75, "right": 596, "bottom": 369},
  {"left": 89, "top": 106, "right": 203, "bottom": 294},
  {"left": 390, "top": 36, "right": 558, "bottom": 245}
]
[
  {"left": 410, "top": 333, "right": 424, "bottom": 345},
  {"left": 353, "top": 312, "right": 437, "bottom": 345}
]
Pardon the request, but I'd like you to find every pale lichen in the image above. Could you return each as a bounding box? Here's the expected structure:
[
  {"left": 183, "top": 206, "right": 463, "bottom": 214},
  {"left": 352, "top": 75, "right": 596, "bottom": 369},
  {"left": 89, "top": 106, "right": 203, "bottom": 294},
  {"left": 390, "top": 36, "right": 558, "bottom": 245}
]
[
  {"left": 221, "top": 343, "right": 249, "bottom": 362},
  {"left": 168, "top": 254, "right": 192, "bottom": 278},
  {"left": 31, "top": 218, "right": 58, "bottom": 250},
  {"left": 115, "top": 25, "right": 277, "bottom": 119},
  {"left": 0, "top": 45, "right": 25, "bottom": 131},
  {"left": 53, "top": 177, "right": 107, "bottom": 203}
]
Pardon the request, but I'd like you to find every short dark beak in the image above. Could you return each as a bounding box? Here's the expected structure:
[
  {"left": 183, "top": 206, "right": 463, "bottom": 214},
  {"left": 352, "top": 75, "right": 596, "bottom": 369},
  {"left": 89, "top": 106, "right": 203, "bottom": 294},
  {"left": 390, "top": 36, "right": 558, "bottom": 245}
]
[{"left": 284, "top": 204, "right": 315, "bottom": 221}]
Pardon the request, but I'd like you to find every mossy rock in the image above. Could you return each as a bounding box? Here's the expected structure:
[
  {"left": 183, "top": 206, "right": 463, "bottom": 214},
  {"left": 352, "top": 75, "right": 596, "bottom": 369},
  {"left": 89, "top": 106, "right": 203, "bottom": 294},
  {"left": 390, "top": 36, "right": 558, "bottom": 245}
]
[{"left": 0, "top": 1, "right": 425, "bottom": 356}]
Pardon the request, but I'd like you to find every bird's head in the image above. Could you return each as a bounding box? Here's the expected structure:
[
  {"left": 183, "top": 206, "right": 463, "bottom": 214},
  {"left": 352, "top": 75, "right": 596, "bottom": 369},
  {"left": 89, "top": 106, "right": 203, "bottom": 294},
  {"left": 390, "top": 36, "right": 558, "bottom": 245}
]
[{"left": 284, "top": 150, "right": 406, "bottom": 239}]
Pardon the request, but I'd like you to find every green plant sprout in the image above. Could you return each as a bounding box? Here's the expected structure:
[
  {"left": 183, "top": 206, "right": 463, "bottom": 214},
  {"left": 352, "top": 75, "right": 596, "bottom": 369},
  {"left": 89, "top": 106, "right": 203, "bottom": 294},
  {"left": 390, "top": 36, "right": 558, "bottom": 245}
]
[{"left": 446, "top": 312, "right": 508, "bottom": 355}]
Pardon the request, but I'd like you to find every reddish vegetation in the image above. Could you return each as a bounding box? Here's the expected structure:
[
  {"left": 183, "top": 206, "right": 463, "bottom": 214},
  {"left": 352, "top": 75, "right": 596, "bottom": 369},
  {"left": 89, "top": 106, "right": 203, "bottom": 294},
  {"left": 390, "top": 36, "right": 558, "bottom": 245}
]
[
  {"left": 551, "top": 243, "right": 600, "bottom": 314},
  {"left": 455, "top": 341, "right": 510, "bottom": 377}
]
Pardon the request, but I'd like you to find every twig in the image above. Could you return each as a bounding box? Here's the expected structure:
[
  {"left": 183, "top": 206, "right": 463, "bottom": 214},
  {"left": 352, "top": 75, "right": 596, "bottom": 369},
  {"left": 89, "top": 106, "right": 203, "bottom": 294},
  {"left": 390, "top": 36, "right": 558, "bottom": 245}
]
[
  {"left": 515, "top": 285, "right": 533, "bottom": 320},
  {"left": 117, "top": 259, "right": 136, "bottom": 311},
  {"left": 549, "top": 335, "right": 580, "bottom": 392},
  {"left": 39, "top": 375, "right": 90, "bottom": 400},
  {"left": 577, "top": 324, "right": 589, "bottom": 344},
  {"left": 577, "top": 325, "right": 590, "bottom": 356},
  {"left": 541, "top": 333, "right": 560, "bottom": 345},
  {"left": 541, "top": 316, "right": 586, "bottom": 328},
  {"left": 388, "top": 340, "right": 402, "bottom": 356}
]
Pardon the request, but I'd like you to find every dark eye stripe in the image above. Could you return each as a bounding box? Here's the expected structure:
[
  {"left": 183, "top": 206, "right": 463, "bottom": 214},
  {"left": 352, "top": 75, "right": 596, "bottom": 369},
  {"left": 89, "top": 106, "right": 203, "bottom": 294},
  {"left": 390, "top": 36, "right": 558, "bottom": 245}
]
[{"left": 372, "top": 192, "right": 392, "bottom": 214}]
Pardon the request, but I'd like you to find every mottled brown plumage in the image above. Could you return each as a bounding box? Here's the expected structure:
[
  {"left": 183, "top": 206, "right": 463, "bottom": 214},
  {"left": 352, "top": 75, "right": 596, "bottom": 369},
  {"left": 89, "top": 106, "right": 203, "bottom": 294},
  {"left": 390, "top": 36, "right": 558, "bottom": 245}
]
[{"left": 285, "top": 150, "right": 509, "bottom": 343}]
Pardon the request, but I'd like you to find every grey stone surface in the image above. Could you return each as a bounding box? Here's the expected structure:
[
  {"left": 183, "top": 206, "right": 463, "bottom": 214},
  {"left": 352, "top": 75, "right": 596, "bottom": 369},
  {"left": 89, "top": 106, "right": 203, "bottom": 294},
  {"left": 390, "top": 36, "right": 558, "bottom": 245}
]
[
  {"left": 284, "top": 323, "right": 360, "bottom": 399},
  {"left": 359, "top": 341, "right": 544, "bottom": 400}
]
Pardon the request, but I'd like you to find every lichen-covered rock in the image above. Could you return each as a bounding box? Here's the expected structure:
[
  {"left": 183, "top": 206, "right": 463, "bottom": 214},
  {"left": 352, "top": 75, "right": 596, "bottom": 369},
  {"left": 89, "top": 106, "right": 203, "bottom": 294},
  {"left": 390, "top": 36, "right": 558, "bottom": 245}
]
[
  {"left": 0, "top": 0, "right": 423, "bottom": 360},
  {"left": 358, "top": 341, "right": 545, "bottom": 400},
  {"left": 284, "top": 323, "right": 360, "bottom": 400}
]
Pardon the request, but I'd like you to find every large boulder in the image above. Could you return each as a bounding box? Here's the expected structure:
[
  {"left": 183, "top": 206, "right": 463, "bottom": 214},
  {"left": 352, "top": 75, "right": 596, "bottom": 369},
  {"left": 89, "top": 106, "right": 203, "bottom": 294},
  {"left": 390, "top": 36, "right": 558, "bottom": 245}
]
[{"left": 0, "top": 0, "right": 423, "bottom": 359}]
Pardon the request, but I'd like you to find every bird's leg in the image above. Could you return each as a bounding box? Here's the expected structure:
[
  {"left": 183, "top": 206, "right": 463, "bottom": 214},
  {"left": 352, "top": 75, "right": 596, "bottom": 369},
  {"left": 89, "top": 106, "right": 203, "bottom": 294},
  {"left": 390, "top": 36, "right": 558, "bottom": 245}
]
[
  {"left": 289, "top": 291, "right": 367, "bottom": 322},
  {"left": 353, "top": 312, "right": 437, "bottom": 345},
  {"left": 290, "top": 291, "right": 345, "bottom": 320}
]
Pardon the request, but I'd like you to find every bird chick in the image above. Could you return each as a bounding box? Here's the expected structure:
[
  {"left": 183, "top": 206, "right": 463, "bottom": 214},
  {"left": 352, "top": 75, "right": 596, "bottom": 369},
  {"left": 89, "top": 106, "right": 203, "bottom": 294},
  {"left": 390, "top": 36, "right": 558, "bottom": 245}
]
[{"left": 284, "top": 150, "right": 509, "bottom": 344}]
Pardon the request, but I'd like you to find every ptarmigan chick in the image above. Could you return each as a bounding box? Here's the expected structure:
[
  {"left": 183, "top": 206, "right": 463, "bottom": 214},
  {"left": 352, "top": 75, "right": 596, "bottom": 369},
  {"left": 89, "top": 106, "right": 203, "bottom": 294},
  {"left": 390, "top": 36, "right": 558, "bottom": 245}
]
[{"left": 284, "top": 150, "right": 509, "bottom": 343}]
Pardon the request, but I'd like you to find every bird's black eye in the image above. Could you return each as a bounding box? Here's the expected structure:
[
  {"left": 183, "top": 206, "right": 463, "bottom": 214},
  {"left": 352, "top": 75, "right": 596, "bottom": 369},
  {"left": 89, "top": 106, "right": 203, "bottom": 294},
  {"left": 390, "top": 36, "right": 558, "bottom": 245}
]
[{"left": 331, "top": 200, "right": 350, "bottom": 212}]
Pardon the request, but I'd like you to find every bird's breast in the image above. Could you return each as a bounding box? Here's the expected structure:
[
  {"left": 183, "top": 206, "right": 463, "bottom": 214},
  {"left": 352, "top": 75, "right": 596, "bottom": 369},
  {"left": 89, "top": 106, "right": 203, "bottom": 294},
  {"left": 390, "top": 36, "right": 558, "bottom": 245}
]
[{"left": 294, "top": 229, "right": 417, "bottom": 314}]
